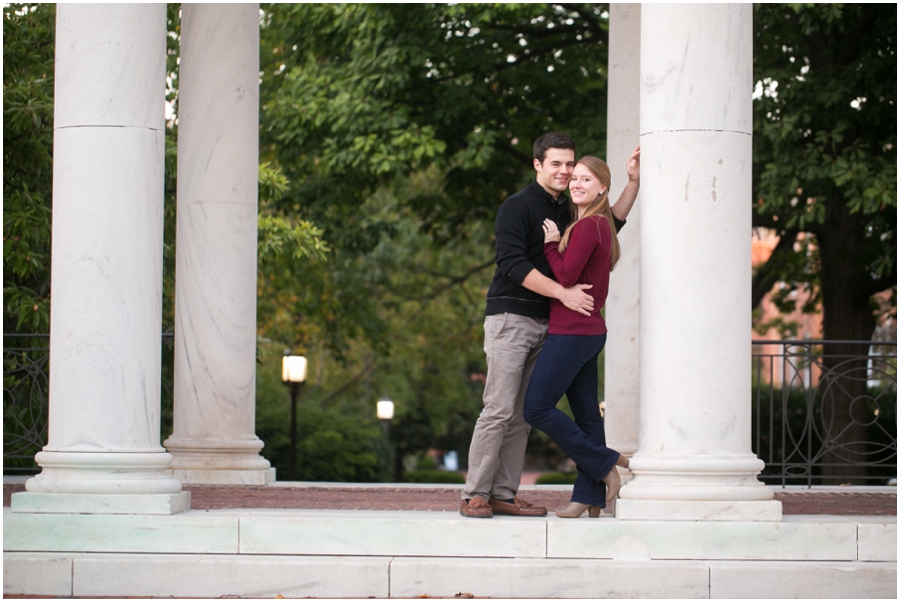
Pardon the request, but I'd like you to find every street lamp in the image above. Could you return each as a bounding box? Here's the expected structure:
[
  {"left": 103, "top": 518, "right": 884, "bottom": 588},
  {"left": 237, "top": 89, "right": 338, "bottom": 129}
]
[
  {"left": 376, "top": 395, "right": 396, "bottom": 482},
  {"left": 282, "top": 350, "right": 307, "bottom": 482},
  {"left": 376, "top": 395, "right": 394, "bottom": 437}
]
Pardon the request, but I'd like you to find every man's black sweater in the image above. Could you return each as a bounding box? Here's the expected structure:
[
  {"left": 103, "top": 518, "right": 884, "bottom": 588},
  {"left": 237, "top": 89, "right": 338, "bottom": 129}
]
[{"left": 485, "top": 179, "right": 624, "bottom": 319}]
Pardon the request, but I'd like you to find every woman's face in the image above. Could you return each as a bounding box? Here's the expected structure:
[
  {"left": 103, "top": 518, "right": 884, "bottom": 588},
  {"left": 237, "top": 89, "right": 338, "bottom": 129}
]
[{"left": 569, "top": 163, "right": 608, "bottom": 208}]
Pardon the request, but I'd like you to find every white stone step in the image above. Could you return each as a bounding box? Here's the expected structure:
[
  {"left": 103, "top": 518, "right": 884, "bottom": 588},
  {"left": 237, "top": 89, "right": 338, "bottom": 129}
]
[
  {"left": 3, "top": 553, "right": 896, "bottom": 599},
  {"left": 4, "top": 508, "right": 895, "bottom": 561},
  {"left": 3, "top": 508, "right": 896, "bottom": 598}
]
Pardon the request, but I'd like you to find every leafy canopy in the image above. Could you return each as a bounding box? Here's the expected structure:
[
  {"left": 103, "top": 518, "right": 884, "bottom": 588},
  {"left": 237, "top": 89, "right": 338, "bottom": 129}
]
[
  {"left": 752, "top": 3, "right": 896, "bottom": 329},
  {"left": 260, "top": 3, "right": 613, "bottom": 243},
  {"left": 3, "top": 3, "right": 55, "bottom": 332}
]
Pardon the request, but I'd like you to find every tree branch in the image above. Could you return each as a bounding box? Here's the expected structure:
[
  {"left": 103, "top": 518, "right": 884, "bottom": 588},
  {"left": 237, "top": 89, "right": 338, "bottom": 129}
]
[
  {"left": 481, "top": 21, "right": 593, "bottom": 42},
  {"left": 429, "top": 30, "right": 594, "bottom": 85},
  {"left": 752, "top": 229, "right": 799, "bottom": 309},
  {"left": 499, "top": 141, "right": 531, "bottom": 164},
  {"left": 388, "top": 259, "right": 495, "bottom": 302},
  {"left": 861, "top": 260, "right": 897, "bottom": 300},
  {"left": 557, "top": 4, "right": 608, "bottom": 42},
  {"left": 316, "top": 355, "right": 375, "bottom": 406}
]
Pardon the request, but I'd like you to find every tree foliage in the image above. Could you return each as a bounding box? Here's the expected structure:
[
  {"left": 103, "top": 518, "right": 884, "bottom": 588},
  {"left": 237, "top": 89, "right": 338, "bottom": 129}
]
[
  {"left": 752, "top": 3, "right": 896, "bottom": 483},
  {"left": 3, "top": 3, "right": 55, "bottom": 333},
  {"left": 5, "top": 4, "right": 895, "bottom": 482},
  {"left": 259, "top": 3, "right": 612, "bottom": 242},
  {"left": 253, "top": 0, "right": 616, "bottom": 376},
  {"left": 253, "top": 166, "right": 493, "bottom": 480},
  {"left": 253, "top": 3, "right": 618, "bottom": 478},
  {"left": 752, "top": 3, "right": 897, "bottom": 338}
]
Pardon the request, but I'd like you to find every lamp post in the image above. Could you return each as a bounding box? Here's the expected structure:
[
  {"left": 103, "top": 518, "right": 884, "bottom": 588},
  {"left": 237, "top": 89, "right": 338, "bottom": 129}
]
[
  {"left": 282, "top": 350, "right": 307, "bottom": 482},
  {"left": 376, "top": 395, "right": 394, "bottom": 438},
  {"left": 376, "top": 395, "right": 397, "bottom": 483}
]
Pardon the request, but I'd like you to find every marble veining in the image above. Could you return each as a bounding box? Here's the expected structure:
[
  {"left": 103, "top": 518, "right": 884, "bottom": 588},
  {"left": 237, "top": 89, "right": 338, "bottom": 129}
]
[
  {"left": 166, "top": 4, "right": 270, "bottom": 484},
  {"left": 604, "top": 3, "right": 642, "bottom": 460},
  {"left": 55, "top": 5, "right": 166, "bottom": 130},
  {"left": 641, "top": 4, "right": 752, "bottom": 134},
  {"left": 47, "top": 128, "right": 164, "bottom": 451}
]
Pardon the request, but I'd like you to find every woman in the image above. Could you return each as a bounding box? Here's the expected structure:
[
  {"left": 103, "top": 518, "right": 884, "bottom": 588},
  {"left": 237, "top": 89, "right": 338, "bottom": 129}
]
[{"left": 523, "top": 156, "right": 629, "bottom": 518}]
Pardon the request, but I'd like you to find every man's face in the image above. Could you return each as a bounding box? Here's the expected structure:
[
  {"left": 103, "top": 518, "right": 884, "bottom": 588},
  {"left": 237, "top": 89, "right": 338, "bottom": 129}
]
[{"left": 533, "top": 148, "right": 576, "bottom": 198}]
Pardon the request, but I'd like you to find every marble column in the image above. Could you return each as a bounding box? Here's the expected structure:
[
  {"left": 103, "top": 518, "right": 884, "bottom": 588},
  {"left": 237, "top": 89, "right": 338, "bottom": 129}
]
[
  {"left": 616, "top": 4, "right": 781, "bottom": 521},
  {"left": 163, "top": 3, "right": 273, "bottom": 485},
  {"left": 604, "top": 3, "right": 642, "bottom": 482},
  {"left": 12, "top": 4, "right": 189, "bottom": 515}
]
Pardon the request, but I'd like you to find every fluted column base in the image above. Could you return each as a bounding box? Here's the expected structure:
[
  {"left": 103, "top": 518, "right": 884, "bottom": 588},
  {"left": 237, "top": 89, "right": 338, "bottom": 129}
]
[
  {"left": 13, "top": 451, "right": 190, "bottom": 515},
  {"left": 616, "top": 455, "right": 782, "bottom": 521},
  {"left": 164, "top": 436, "right": 275, "bottom": 485}
]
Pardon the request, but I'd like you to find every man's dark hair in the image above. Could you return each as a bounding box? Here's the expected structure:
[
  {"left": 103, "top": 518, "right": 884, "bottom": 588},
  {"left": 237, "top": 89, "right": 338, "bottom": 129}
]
[{"left": 533, "top": 132, "right": 576, "bottom": 163}]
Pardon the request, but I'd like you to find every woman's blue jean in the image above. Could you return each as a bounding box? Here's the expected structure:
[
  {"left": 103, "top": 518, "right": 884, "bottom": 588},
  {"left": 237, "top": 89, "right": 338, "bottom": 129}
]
[{"left": 523, "top": 333, "right": 619, "bottom": 507}]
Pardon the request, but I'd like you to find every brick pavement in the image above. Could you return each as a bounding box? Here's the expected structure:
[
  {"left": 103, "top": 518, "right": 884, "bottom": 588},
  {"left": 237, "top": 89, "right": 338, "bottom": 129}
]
[{"left": 3, "top": 483, "right": 896, "bottom": 515}]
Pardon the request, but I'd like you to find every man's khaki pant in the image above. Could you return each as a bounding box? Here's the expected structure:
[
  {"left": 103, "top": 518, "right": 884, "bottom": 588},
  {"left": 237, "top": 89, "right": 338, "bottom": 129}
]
[{"left": 462, "top": 313, "right": 548, "bottom": 501}]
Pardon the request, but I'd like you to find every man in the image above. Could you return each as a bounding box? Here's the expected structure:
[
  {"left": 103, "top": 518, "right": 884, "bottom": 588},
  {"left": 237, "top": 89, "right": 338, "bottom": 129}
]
[{"left": 460, "top": 132, "right": 640, "bottom": 518}]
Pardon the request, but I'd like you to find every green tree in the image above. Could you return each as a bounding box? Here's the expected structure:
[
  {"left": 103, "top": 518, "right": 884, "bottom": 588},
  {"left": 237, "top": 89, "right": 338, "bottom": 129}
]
[
  {"left": 252, "top": 4, "right": 619, "bottom": 479},
  {"left": 253, "top": 166, "right": 492, "bottom": 481},
  {"left": 259, "top": 3, "right": 613, "bottom": 243},
  {"left": 752, "top": 4, "right": 897, "bottom": 481},
  {"left": 2, "top": 4, "right": 331, "bottom": 465},
  {"left": 3, "top": 3, "right": 55, "bottom": 333}
]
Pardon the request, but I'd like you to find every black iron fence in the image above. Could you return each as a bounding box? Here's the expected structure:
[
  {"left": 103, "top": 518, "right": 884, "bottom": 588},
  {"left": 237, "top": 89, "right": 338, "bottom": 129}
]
[
  {"left": 752, "top": 339, "right": 897, "bottom": 487},
  {"left": 2, "top": 332, "right": 175, "bottom": 475},
  {"left": 4, "top": 334, "right": 897, "bottom": 485},
  {"left": 3, "top": 334, "right": 49, "bottom": 473}
]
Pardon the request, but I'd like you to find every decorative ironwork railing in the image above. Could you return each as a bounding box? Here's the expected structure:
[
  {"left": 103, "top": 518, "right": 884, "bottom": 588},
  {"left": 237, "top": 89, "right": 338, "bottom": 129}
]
[
  {"left": 4, "top": 334, "right": 897, "bottom": 485},
  {"left": 3, "top": 334, "right": 49, "bottom": 473},
  {"left": 3, "top": 332, "right": 175, "bottom": 474},
  {"left": 752, "top": 339, "right": 897, "bottom": 487}
]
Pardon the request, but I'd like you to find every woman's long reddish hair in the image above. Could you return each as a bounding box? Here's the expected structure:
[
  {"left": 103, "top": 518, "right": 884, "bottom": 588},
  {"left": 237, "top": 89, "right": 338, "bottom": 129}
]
[{"left": 559, "top": 156, "right": 621, "bottom": 271}]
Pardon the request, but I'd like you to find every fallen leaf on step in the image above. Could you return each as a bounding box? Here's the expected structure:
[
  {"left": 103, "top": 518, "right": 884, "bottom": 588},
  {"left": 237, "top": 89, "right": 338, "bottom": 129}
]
[{"left": 454, "top": 593, "right": 475, "bottom": 599}]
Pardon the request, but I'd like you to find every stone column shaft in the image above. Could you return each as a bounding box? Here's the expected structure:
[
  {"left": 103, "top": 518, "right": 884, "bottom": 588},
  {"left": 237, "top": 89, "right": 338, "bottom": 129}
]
[
  {"left": 616, "top": 3, "right": 780, "bottom": 521},
  {"left": 604, "top": 3, "right": 642, "bottom": 478},
  {"left": 163, "top": 3, "right": 273, "bottom": 484},
  {"left": 14, "top": 4, "right": 189, "bottom": 515}
]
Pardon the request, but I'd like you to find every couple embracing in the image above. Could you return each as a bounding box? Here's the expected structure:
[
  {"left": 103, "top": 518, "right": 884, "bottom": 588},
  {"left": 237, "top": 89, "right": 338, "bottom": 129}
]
[{"left": 460, "top": 132, "right": 640, "bottom": 519}]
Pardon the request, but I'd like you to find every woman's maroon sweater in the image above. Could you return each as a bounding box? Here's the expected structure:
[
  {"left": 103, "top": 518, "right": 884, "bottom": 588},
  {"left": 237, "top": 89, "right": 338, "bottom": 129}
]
[{"left": 543, "top": 215, "right": 612, "bottom": 336}]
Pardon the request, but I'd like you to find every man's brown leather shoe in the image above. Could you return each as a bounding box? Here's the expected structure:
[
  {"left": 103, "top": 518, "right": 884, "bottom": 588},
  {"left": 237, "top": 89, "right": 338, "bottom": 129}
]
[
  {"left": 488, "top": 496, "right": 548, "bottom": 516},
  {"left": 459, "top": 497, "right": 493, "bottom": 518}
]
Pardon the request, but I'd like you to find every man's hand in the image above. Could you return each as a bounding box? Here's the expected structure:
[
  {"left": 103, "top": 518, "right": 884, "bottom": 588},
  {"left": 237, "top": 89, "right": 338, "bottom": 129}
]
[
  {"left": 520, "top": 270, "right": 593, "bottom": 315},
  {"left": 626, "top": 145, "right": 641, "bottom": 182},
  {"left": 559, "top": 284, "right": 594, "bottom": 316}
]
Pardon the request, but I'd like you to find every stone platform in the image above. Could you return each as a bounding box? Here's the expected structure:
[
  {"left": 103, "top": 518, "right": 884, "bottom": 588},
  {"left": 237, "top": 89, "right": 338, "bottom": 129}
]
[{"left": 3, "top": 482, "right": 897, "bottom": 598}]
